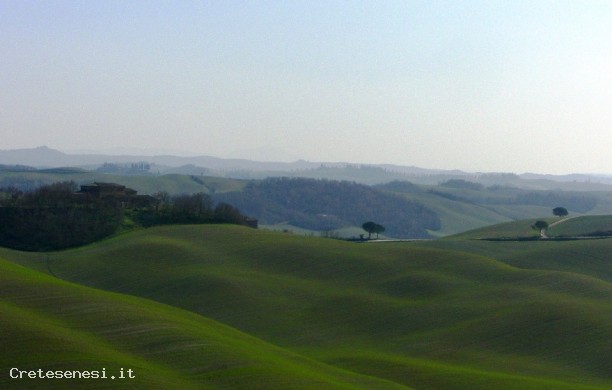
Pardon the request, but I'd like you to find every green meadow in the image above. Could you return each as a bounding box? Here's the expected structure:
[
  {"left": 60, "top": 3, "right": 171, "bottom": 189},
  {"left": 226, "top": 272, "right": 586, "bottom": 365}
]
[
  {"left": 547, "top": 215, "right": 612, "bottom": 237},
  {"left": 1, "top": 219, "right": 611, "bottom": 388},
  {"left": 0, "top": 257, "right": 403, "bottom": 389},
  {"left": 0, "top": 170, "right": 246, "bottom": 195}
]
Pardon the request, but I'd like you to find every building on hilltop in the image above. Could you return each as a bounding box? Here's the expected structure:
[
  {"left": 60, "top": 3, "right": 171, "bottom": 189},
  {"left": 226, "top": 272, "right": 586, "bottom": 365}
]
[
  {"left": 243, "top": 217, "right": 258, "bottom": 229},
  {"left": 79, "top": 182, "right": 135, "bottom": 198},
  {"left": 78, "top": 182, "right": 155, "bottom": 208}
]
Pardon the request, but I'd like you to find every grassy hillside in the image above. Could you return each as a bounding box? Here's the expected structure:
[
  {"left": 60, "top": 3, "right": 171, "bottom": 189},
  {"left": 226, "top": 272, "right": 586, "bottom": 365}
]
[
  {"left": 378, "top": 180, "right": 612, "bottom": 236},
  {"left": 448, "top": 215, "right": 612, "bottom": 240},
  {"left": 404, "top": 191, "right": 559, "bottom": 237},
  {"left": 4, "top": 169, "right": 611, "bottom": 238},
  {"left": 447, "top": 218, "right": 548, "bottom": 240},
  {"left": 406, "top": 192, "right": 512, "bottom": 236},
  {"left": 3, "top": 225, "right": 611, "bottom": 389},
  {"left": 215, "top": 177, "right": 440, "bottom": 238},
  {"left": 0, "top": 257, "right": 405, "bottom": 389},
  {"left": 423, "top": 236, "right": 612, "bottom": 284},
  {"left": 547, "top": 215, "right": 612, "bottom": 237},
  {"left": 0, "top": 171, "right": 245, "bottom": 195},
  {"left": 416, "top": 215, "right": 612, "bottom": 286}
]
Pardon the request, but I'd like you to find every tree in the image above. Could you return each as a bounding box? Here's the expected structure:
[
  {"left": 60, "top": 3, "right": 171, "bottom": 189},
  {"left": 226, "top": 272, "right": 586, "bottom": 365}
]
[
  {"left": 172, "top": 192, "right": 213, "bottom": 220},
  {"left": 531, "top": 220, "right": 549, "bottom": 238},
  {"left": 553, "top": 207, "right": 568, "bottom": 217},
  {"left": 373, "top": 223, "right": 386, "bottom": 239},
  {"left": 214, "top": 202, "right": 245, "bottom": 224},
  {"left": 0, "top": 182, "right": 123, "bottom": 251},
  {"left": 362, "top": 221, "right": 376, "bottom": 239},
  {"left": 362, "top": 221, "right": 385, "bottom": 240},
  {"left": 152, "top": 191, "right": 171, "bottom": 211}
]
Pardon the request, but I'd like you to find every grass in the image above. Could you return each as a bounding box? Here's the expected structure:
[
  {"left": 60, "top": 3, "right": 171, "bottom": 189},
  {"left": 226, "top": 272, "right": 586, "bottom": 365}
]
[
  {"left": 548, "top": 215, "right": 612, "bottom": 237},
  {"left": 0, "top": 258, "right": 406, "bottom": 389},
  {"left": 444, "top": 214, "right": 612, "bottom": 240},
  {"left": 318, "top": 351, "right": 608, "bottom": 390},
  {"left": 422, "top": 237, "right": 612, "bottom": 283},
  {"left": 0, "top": 171, "right": 246, "bottom": 195},
  {"left": 408, "top": 192, "right": 511, "bottom": 237},
  {"left": 421, "top": 215, "right": 612, "bottom": 283},
  {"left": 400, "top": 191, "right": 557, "bottom": 237},
  {"left": 3, "top": 224, "right": 612, "bottom": 388}
]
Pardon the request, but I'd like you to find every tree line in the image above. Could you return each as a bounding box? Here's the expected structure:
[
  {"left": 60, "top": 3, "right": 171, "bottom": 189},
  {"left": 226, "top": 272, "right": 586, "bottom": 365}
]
[
  {"left": 0, "top": 182, "right": 123, "bottom": 251},
  {"left": 0, "top": 182, "right": 253, "bottom": 251},
  {"left": 134, "top": 191, "right": 252, "bottom": 227}
]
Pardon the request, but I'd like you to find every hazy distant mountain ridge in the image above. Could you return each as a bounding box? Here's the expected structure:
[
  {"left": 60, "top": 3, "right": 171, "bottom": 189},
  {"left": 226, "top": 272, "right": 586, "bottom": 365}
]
[
  {"left": 1, "top": 146, "right": 612, "bottom": 187},
  {"left": 0, "top": 146, "right": 318, "bottom": 171}
]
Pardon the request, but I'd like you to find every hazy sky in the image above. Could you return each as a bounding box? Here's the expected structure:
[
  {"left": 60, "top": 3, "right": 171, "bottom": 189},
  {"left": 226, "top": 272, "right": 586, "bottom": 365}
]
[{"left": 1, "top": 1, "right": 610, "bottom": 174}]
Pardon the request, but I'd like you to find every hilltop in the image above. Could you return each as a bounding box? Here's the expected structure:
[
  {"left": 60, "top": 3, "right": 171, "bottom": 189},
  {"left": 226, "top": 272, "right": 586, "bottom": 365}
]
[{"left": 448, "top": 215, "right": 612, "bottom": 241}]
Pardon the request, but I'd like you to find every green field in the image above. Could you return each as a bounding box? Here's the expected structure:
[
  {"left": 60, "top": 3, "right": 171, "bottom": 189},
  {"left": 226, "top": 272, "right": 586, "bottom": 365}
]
[
  {"left": 1, "top": 222, "right": 611, "bottom": 389},
  {"left": 447, "top": 218, "right": 548, "bottom": 240},
  {"left": 0, "top": 258, "right": 403, "bottom": 389},
  {"left": 446, "top": 215, "right": 612, "bottom": 241},
  {"left": 548, "top": 215, "right": 612, "bottom": 237},
  {"left": 0, "top": 171, "right": 246, "bottom": 195}
]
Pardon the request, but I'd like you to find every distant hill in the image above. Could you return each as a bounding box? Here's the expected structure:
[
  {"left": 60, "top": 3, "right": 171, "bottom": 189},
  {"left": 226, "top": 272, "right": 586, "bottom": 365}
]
[
  {"left": 2, "top": 167, "right": 612, "bottom": 238},
  {"left": 2, "top": 147, "right": 612, "bottom": 238},
  {"left": 447, "top": 215, "right": 612, "bottom": 240},
  {"left": 448, "top": 219, "right": 551, "bottom": 240},
  {"left": 214, "top": 177, "right": 440, "bottom": 238},
  {"left": 0, "top": 146, "right": 68, "bottom": 167},
  {"left": 3, "top": 146, "right": 612, "bottom": 188},
  {"left": 0, "top": 169, "right": 246, "bottom": 195},
  {"left": 0, "top": 146, "right": 320, "bottom": 172},
  {"left": 548, "top": 215, "right": 612, "bottom": 238}
]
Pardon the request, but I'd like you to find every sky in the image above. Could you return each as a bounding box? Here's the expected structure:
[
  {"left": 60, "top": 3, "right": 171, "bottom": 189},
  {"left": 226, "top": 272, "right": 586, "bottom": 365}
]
[{"left": 1, "top": 1, "right": 610, "bottom": 174}]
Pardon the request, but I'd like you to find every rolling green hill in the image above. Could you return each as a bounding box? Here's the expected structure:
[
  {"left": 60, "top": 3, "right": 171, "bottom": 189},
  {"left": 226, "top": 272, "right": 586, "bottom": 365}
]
[
  {"left": 447, "top": 215, "right": 612, "bottom": 241},
  {"left": 447, "top": 218, "right": 548, "bottom": 240},
  {"left": 0, "top": 171, "right": 245, "bottom": 195},
  {"left": 415, "top": 215, "right": 612, "bottom": 289},
  {"left": 547, "top": 215, "right": 612, "bottom": 237},
  {"left": 2, "top": 225, "right": 611, "bottom": 389},
  {"left": 0, "top": 257, "right": 405, "bottom": 389},
  {"left": 377, "top": 180, "right": 612, "bottom": 236},
  {"left": 214, "top": 177, "right": 440, "bottom": 238},
  {"left": 406, "top": 192, "right": 514, "bottom": 237},
  {"left": 3, "top": 169, "right": 612, "bottom": 238}
]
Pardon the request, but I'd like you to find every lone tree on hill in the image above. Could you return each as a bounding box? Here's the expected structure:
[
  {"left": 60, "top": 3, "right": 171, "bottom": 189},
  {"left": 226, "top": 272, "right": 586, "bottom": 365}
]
[
  {"left": 553, "top": 207, "right": 568, "bottom": 217},
  {"left": 374, "top": 224, "right": 386, "bottom": 239},
  {"left": 531, "top": 220, "right": 549, "bottom": 238},
  {"left": 362, "top": 221, "right": 385, "bottom": 240}
]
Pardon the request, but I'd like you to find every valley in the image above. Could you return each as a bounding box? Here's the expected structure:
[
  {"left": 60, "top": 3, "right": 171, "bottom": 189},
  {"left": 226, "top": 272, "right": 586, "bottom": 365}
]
[{"left": 1, "top": 150, "right": 611, "bottom": 388}]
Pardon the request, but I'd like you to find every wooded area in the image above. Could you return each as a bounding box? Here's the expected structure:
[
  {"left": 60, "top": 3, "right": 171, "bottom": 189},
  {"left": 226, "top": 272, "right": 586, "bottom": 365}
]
[
  {"left": 0, "top": 182, "right": 123, "bottom": 251},
  {"left": 215, "top": 177, "right": 440, "bottom": 238},
  {"left": 0, "top": 182, "right": 253, "bottom": 251}
]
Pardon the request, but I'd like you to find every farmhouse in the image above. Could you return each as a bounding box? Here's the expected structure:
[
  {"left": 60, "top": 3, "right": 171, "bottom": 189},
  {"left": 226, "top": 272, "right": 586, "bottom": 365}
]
[
  {"left": 78, "top": 182, "right": 155, "bottom": 208},
  {"left": 243, "top": 217, "right": 259, "bottom": 229},
  {"left": 79, "top": 182, "right": 135, "bottom": 198}
]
